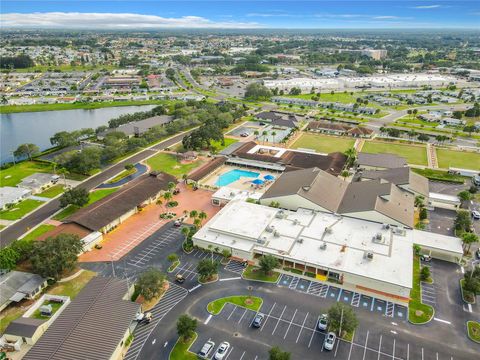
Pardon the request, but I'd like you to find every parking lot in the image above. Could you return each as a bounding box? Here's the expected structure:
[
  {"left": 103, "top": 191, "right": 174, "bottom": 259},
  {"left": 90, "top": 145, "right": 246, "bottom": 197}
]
[
  {"left": 420, "top": 262, "right": 436, "bottom": 307},
  {"left": 192, "top": 298, "right": 459, "bottom": 360},
  {"left": 427, "top": 208, "right": 456, "bottom": 236},
  {"left": 278, "top": 274, "right": 406, "bottom": 321}
]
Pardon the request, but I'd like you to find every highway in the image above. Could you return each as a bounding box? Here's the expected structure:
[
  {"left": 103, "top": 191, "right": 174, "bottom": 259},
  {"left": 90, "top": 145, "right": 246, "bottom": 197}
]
[{"left": 0, "top": 130, "right": 193, "bottom": 248}]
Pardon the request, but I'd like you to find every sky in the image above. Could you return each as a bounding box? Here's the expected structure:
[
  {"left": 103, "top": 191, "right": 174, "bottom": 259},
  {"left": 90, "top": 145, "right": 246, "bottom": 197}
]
[{"left": 1, "top": 1, "right": 479, "bottom": 29}]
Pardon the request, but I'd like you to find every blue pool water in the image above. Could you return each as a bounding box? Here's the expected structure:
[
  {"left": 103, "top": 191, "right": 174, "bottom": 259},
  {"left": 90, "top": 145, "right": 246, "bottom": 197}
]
[{"left": 215, "top": 169, "right": 260, "bottom": 187}]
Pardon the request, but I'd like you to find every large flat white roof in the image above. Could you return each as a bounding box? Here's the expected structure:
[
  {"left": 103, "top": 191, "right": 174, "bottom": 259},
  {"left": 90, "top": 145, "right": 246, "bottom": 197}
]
[
  {"left": 413, "top": 230, "right": 463, "bottom": 255},
  {"left": 194, "top": 201, "right": 418, "bottom": 288}
]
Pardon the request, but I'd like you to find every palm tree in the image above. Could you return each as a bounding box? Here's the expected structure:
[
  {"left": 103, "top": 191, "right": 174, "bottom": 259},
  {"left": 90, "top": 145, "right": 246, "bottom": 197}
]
[
  {"left": 189, "top": 210, "right": 198, "bottom": 219},
  {"left": 193, "top": 218, "right": 201, "bottom": 228},
  {"left": 344, "top": 147, "right": 357, "bottom": 167},
  {"left": 262, "top": 130, "right": 268, "bottom": 144},
  {"left": 254, "top": 130, "right": 259, "bottom": 139},
  {"left": 461, "top": 233, "right": 478, "bottom": 254},
  {"left": 167, "top": 181, "right": 176, "bottom": 192},
  {"left": 181, "top": 226, "right": 190, "bottom": 241},
  {"left": 271, "top": 131, "right": 277, "bottom": 143},
  {"left": 198, "top": 211, "right": 207, "bottom": 226},
  {"left": 57, "top": 168, "right": 69, "bottom": 188},
  {"left": 163, "top": 191, "right": 172, "bottom": 204}
]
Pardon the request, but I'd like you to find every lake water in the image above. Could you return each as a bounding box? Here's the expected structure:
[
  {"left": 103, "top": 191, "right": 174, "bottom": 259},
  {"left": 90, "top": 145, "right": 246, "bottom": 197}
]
[{"left": 0, "top": 105, "right": 156, "bottom": 164}]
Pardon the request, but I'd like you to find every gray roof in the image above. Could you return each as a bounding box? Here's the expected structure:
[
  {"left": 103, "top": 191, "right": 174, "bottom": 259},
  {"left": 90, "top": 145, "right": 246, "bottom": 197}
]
[
  {"left": 219, "top": 141, "right": 246, "bottom": 156},
  {"left": 0, "top": 271, "right": 46, "bottom": 307},
  {"left": 4, "top": 317, "right": 45, "bottom": 338},
  {"left": 18, "top": 173, "right": 57, "bottom": 190},
  {"left": 357, "top": 152, "right": 407, "bottom": 168},
  {"left": 24, "top": 276, "right": 140, "bottom": 360},
  {"left": 105, "top": 115, "right": 174, "bottom": 136},
  {"left": 360, "top": 167, "right": 429, "bottom": 197}
]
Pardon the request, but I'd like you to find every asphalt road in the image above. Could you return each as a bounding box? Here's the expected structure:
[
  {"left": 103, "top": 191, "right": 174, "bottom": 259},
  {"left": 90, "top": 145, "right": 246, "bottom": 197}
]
[{"left": 0, "top": 130, "right": 193, "bottom": 248}]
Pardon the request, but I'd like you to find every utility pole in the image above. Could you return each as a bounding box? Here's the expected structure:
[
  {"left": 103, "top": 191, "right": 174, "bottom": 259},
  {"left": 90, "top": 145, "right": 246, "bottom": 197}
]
[
  {"left": 339, "top": 307, "right": 344, "bottom": 337},
  {"left": 110, "top": 253, "right": 116, "bottom": 278}
]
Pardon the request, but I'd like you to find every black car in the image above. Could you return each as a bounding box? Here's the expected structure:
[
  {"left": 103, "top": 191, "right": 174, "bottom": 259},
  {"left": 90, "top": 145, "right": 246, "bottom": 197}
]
[{"left": 252, "top": 313, "right": 265, "bottom": 328}]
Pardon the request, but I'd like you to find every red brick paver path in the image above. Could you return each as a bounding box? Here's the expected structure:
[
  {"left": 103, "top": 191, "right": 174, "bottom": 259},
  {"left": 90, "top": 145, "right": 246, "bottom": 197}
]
[{"left": 79, "top": 182, "right": 220, "bottom": 262}]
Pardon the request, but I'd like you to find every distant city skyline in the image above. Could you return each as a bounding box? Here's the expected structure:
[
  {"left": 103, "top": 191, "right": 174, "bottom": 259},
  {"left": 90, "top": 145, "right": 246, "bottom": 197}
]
[{"left": 1, "top": 1, "right": 479, "bottom": 29}]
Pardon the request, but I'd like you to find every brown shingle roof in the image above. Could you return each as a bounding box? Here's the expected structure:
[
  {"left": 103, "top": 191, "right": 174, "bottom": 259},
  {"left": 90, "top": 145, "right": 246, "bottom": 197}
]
[
  {"left": 23, "top": 277, "right": 140, "bottom": 360},
  {"left": 188, "top": 156, "right": 226, "bottom": 182},
  {"left": 65, "top": 172, "right": 175, "bottom": 231},
  {"left": 307, "top": 121, "right": 351, "bottom": 132},
  {"left": 360, "top": 167, "right": 429, "bottom": 197}
]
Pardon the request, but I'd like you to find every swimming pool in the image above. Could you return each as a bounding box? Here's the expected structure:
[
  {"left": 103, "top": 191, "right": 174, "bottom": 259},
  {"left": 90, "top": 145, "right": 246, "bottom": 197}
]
[{"left": 215, "top": 169, "right": 260, "bottom": 187}]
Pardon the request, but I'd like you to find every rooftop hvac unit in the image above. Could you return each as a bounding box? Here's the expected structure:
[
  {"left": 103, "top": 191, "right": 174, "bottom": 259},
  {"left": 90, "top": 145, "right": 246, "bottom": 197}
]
[
  {"left": 293, "top": 219, "right": 299, "bottom": 225},
  {"left": 325, "top": 226, "right": 333, "bottom": 234},
  {"left": 319, "top": 242, "right": 327, "bottom": 250},
  {"left": 275, "top": 210, "right": 285, "bottom": 219},
  {"left": 266, "top": 226, "right": 274, "bottom": 233},
  {"left": 373, "top": 233, "right": 383, "bottom": 243},
  {"left": 274, "top": 231, "right": 280, "bottom": 238},
  {"left": 257, "top": 238, "right": 265, "bottom": 245},
  {"left": 382, "top": 223, "right": 390, "bottom": 229},
  {"left": 297, "top": 238, "right": 304, "bottom": 244},
  {"left": 365, "top": 252, "right": 374, "bottom": 260}
]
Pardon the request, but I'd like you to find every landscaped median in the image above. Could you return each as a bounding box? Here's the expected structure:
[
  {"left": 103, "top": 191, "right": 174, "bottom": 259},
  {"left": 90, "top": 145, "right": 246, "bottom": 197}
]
[
  {"left": 207, "top": 296, "right": 263, "bottom": 315},
  {"left": 169, "top": 332, "right": 198, "bottom": 360},
  {"left": 467, "top": 321, "right": 480, "bottom": 344},
  {"left": 243, "top": 265, "right": 280, "bottom": 283},
  {"left": 408, "top": 255, "right": 434, "bottom": 324}
]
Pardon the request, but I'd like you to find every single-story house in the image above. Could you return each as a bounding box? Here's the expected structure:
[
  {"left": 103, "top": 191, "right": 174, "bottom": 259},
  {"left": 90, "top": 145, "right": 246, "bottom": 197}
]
[
  {"left": 23, "top": 277, "right": 140, "bottom": 360},
  {"left": 17, "top": 173, "right": 60, "bottom": 194},
  {"left": 0, "top": 186, "right": 32, "bottom": 210},
  {"left": 0, "top": 271, "right": 47, "bottom": 312},
  {"left": 99, "top": 115, "right": 174, "bottom": 139}
]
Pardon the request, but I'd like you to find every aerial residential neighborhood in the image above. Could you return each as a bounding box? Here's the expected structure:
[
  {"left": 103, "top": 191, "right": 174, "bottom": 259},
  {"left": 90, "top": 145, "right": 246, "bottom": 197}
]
[{"left": 1, "top": 1, "right": 480, "bottom": 360}]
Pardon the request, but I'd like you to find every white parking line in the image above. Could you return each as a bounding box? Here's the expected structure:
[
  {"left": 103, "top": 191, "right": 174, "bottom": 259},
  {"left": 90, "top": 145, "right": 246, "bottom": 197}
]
[
  {"left": 238, "top": 308, "right": 248, "bottom": 323},
  {"left": 295, "top": 312, "right": 309, "bottom": 343},
  {"left": 308, "top": 316, "right": 320, "bottom": 348},
  {"left": 283, "top": 309, "right": 297, "bottom": 339},
  {"left": 227, "top": 305, "right": 237, "bottom": 320},
  {"left": 392, "top": 338, "right": 396, "bottom": 360},
  {"left": 433, "top": 317, "right": 451, "bottom": 325},
  {"left": 224, "top": 346, "right": 234, "bottom": 360},
  {"left": 205, "top": 314, "right": 212, "bottom": 324},
  {"left": 271, "top": 305, "right": 287, "bottom": 335},
  {"left": 260, "top": 302, "right": 276, "bottom": 331},
  {"left": 377, "top": 335, "right": 382, "bottom": 360},
  {"left": 239, "top": 351, "right": 246, "bottom": 360},
  {"left": 362, "top": 330, "right": 369, "bottom": 360}
]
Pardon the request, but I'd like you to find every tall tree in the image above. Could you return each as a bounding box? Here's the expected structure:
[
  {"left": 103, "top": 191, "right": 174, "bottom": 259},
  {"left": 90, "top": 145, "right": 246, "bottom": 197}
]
[
  {"left": 13, "top": 143, "right": 39, "bottom": 161},
  {"left": 259, "top": 255, "right": 279, "bottom": 275},
  {"left": 176, "top": 314, "right": 197, "bottom": 341},
  {"left": 59, "top": 188, "right": 90, "bottom": 208},
  {"left": 136, "top": 268, "right": 166, "bottom": 301},
  {"left": 327, "top": 303, "right": 359, "bottom": 336}
]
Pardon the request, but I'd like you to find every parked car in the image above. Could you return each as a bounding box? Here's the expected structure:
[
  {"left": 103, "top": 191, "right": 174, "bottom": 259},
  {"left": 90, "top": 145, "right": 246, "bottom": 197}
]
[
  {"left": 174, "top": 219, "right": 182, "bottom": 227},
  {"left": 198, "top": 340, "right": 215, "bottom": 358},
  {"left": 317, "top": 314, "right": 328, "bottom": 331},
  {"left": 252, "top": 313, "right": 265, "bottom": 328},
  {"left": 214, "top": 341, "right": 230, "bottom": 360},
  {"left": 323, "top": 332, "right": 336, "bottom": 351},
  {"left": 173, "top": 188, "right": 180, "bottom": 195},
  {"left": 175, "top": 274, "right": 185, "bottom": 283},
  {"left": 472, "top": 210, "right": 480, "bottom": 220},
  {"left": 476, "top": 248, "right": 480, "bottom": 259},
  {"left": 472, "top": 175, "right": 480, "bottom": 186},
  {"left": 240, "top": 132, "right": 249, "bottom": 137},
  {"left": 420, "top": 254, "right": 432, "bottom": 262}
]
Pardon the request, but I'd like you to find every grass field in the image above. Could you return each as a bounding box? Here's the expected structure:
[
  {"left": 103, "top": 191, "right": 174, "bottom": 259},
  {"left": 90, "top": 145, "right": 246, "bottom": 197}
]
[
  {"left": 362, "top": 141, "right": 428, "bottom": 166},
  {"left": 290, "top": 133, "right": 355, "bottom": 154},
  {"left": 32, "top": 301, "right": 63, "bottom": 320},
  {"left": 21, "top": 224, "right": 55, "bottom": 241},
  {"left": 467, "top": 321, "right": 480, "bottom": 343},
  {"left": 47, "top": 270, "right": 96, "bottom": 299},
  {"left": 146, "top": 152, "right": 204, "bottom": 178},
  {"left": 411, "top": 168, "right": 466, "bottom": 184},
  {"left": 207, "top": 296, "right": 263, "bottom": 315},
  {"left": 0, "top": 100, "right": 162, "bottom": 114},
  {"left": 409, "top": 255, "right": 434, "bottom": 324},
  {"left": 210, "top": 138, "right": 238, "bottom": 152},
  {"left": 436, "top": 149, "right": 480, "bottom": 171},
  {"left": 0, "top": 199, "right": 44, "bottom": 220},
  {"left": 38, "top": 184, "right": 65, "bottom": 198},
  {"left": 243, "top": 266, "right": 280, "bottom": 283},
  {"left": 169, "top": 333, "right": 198, "bottom": 360},
  {"left": 0, "top": 161, "right": 54, "bottom": 187},
  {"left": 53, "top": 188, "right": 118, "bottom": 220}
]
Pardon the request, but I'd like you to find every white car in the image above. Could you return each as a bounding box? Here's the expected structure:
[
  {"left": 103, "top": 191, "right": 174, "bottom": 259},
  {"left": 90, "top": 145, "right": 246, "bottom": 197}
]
[
  {"left": 324, "top": 332, "right": 336, "bottom": 351},
  {"left": 420, "top": 254, "right": 432, "bottom": 262},
  {"left": 317, "top": 314, "right": 328, "bottom": 331},
  {"left": 198, "top": 340, "right": 215, "bottom": 359},
  {"left": 214, "top": 341, "right": 230, "bottom": 360},
  {"left": 472, "top": 210, "right": 480, "bottom": 220}
]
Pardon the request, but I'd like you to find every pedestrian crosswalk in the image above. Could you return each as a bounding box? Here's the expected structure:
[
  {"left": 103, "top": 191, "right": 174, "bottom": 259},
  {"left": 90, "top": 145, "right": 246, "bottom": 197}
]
[
  {"left": 124, "top": 283, "right": 188, "bottom": 360},
  {"left": 289, "top": 276, "right": 299, "bottom": 289},
  {"left": 386, "top": 301, "right": 395, "bottom": 317},
  {"left": 351, "top": 292, "right": 361, "bottom": 307},
  {"left": 224, "top": 260, "right": 246, "bottom": 274}
]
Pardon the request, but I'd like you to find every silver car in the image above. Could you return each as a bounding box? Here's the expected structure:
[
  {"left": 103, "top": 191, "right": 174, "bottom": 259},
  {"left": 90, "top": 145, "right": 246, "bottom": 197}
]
[
  {"left": 324, "top": 332, "right": 336, "bottom": 351},
  {"left": 214, "top": 341, "right": 230, "bottom": 360},
  {"left": 198, "top": 340, "right": 215, "bottom": 358},
  {"left": 317, "top": 314, "right": 328, "bottom": 331}
]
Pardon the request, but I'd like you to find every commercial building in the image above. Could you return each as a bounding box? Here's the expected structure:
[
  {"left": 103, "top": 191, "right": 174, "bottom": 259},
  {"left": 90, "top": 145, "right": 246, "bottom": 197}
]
[
  {"left": 260, "top": 167, "right": 415, "bottom": 228},
  {"left": 23, "top": 276, "right": 140, "bottom": 360},
  {"left": 356, "top": 152, "right": 407, "bottom": 170},
  {"left": 193, "top": 200, "right": 462, "bottom": 305},
  {"left": 99, "top": 115, "right": 174, "bottom": 138}
]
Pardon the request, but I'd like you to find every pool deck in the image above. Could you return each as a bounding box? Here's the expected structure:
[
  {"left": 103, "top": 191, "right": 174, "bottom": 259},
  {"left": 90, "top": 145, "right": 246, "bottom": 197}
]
[{"left": 199, "top": 164, "right": 279, "bottom": 192}]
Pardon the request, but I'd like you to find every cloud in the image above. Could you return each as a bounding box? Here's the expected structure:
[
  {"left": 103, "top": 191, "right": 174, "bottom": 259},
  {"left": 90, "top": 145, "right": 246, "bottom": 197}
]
[
  {"left": 373, "top": 16, "right": 400, "bottom": 20},
  {"left": 0, "top": 12, "right": 262, "bottom": 29},
  {"left": 412, "top": 5, "right": 442, "bottom": 9}
]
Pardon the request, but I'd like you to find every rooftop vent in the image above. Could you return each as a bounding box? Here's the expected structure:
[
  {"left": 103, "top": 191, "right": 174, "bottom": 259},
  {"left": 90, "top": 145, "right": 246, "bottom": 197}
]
[
  {"left": 325, "top": 226, "right": 333, "bottom": 234},
  {"left": 297, "top": 238, "right": 304, "bottom": 244},
  {"left": 276, "top": 211, "right": 285, "bottom": 219},
  {"left": 302, "top": 186, "right": 311, "bottom": 192},
  {"left": 382, "top": 223, "right": 390, "bottom": 229},
  {"left": 319, "top": 242, "right": 327, "bottom": 250},
  {"left": 364, "top": 251, "right": 374, "bottom": 260},
  {"left": 274, "top": 230, "right": 280, "bottom": 238},
  {"left": 372, "top": 233, "right": 383, "bottom": 243},
  {"left": 293, "top": 219, "right": 299, "bottom": 225},
  {"left": 266, "top": 226, "right": 274, "bottom": 233}
]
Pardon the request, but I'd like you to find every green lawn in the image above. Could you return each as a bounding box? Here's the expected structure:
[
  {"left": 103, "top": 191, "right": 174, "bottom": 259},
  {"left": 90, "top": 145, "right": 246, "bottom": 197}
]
[
  {"left": 21, "top": 224, "right": 55, "bottom": 241},
  {"left": 411, "top": 168, "right": 465, "bottom": 184},
  {"left": 32, "top": 301, "right": 63, "bottom": 320},
  {"left": 0, "top": 305, "right": 24, "bottom": 334},
  {"left": 436, "top": 149, "right": 480, "bottom": 171},
  {"left": 47, "top": 270, "right": 97, "bottom": 299},
  {"left": 243, "top": 265, "right": 280, "bottom": 283},
  {"left": 0, "top": 199, "right": 44, "bottom": 220},
  {"left": 210, "top": 138, "right": 238, "bottom": 152},
  {"left": 290, "top": 133, "right": 355, "bottom": 154},
  {"left": 107, "top": 168, "right": 137, "bottom": 184},
  {"left": 362, "top": 141, "right": 428, "bottom": 166},
  {"left": 207, "top": 296, "right": 263, "bottom": 315},
  {"left": 38, "top": 184, "right": 65, "bottom": 198},
  {"left": 409, "top": 255, "right": 434, "bottom": 324},
  {"left": 53, "top": 188, "right": 118, "bottom": 220},
  {"left": 0, "top": 161, "right": 54, "bottom": 187},
  {"left": 467, "top": 321, "right": 480, "bottom": 343},
  {"left": 146, "top": 152, "right": 204, "bottom": 178},
  {"left": 169, "top": 333, "right": 198, "bottom": 360}
]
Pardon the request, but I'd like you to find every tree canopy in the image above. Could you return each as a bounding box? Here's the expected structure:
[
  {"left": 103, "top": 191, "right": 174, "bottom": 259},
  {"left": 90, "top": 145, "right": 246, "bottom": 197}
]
[{"left": 136, "top": 267, "right": 166, "bottom": 301}]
